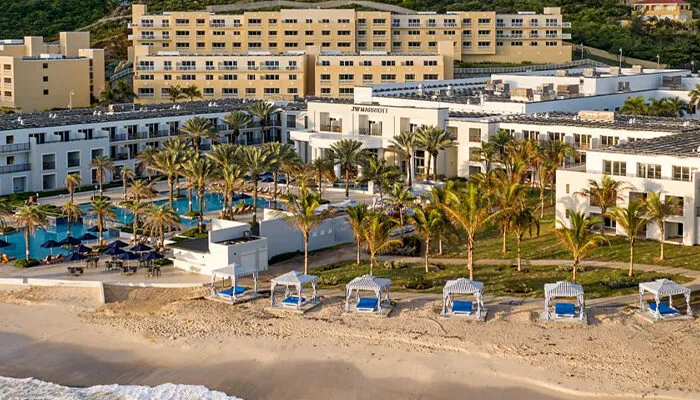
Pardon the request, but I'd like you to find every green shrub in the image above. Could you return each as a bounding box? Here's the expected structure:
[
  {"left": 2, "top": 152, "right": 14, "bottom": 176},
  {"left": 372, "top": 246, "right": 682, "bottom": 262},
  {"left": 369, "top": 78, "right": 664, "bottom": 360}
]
[
  {"left": 318, "top": 275, "right": 340, "bottom": 286},
  {"left": 383, "top": 260, "right": 407, "bottom": 269},
  {"left": 314, "top": 263, "right": 343, "bottom": 272},
  {"left": 503, "top": 282, "right": 532, "bottom": 294},
  {"left": 153, "top": 258, "right": 172, "bottom": 266},
  {"left": 14, "top": 259, "right": 40, "bottom": 268},
  {"left": 556, "top": 264, "right": 586, "bottom": 273},
  {"left": 603, "top": 279, "right": 638, "bottom": 289},
  {"left": 405, "top": 275, "right": 432, "bottom": 290},
  {"left": 268, "top": 251, "right": 301, "bottom": 265},
  {"left": 184, "top": 211, "right": 202, "bottom": 218}
]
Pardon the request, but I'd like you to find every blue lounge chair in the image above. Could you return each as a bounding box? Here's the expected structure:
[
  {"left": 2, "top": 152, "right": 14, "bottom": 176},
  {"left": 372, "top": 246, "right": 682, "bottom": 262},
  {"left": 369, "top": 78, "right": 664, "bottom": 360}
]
[
  {"left": 648, "top": 301, "right": 678, "bottom": 315},
  {"left": 452, "top": 300, "right": 473, "bottom": 314},
  {"left": 554, "top": 302, "right": 576, "bottom": 317},
  {"left": 218, "top": 286, "right": 248, "bottom": 297},
  {"left": 282, "top": 296, "right": 306, "bottom": 308},
  {"left": 356, "top": 297, "right": 379, "bottom": 312}
]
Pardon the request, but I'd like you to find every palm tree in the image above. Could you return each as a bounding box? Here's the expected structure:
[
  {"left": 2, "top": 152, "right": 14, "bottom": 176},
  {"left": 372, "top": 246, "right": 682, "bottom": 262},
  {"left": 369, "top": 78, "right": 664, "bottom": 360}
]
[
  {"left": 330, "top": 138, "right": 366, "bottom": 198},
  {"left": 182, "top": 84, "right": 202, "bottom": 101},
  {"left": 90, "top": 198, "right": 117, "bottom": 246},
  {"left": 358, "top": 157, "right": 399, "bottom": 200},
  {"left": 242, "top": 146, "right": 274, "bottom": 224},
  {"left": 415, "top": 125, "right": 454, "bottom": 181},
  {"left": 362, "top": 212, "right": 402, "bottom": 275},
  {"left": 167, "top": 85, "right": 187, "bottom": 102},
  {"left": 665, "top": 97, "right": 688, "bottom": 117},
  {"left": 645, "top": 191, "right": 674, "bottom": 261},
  {"left": 387, "top": 130, "right": 418, "bottom": 186},
  {"left": 89, "top": 155, "right": 115, "bottom": 198},
  {"left": 410, "top": 206, "right": 443, "bottom": 273},
  {"left": 180, "top": 116, "right": 217, "bottom": 154},
  {"left": 647, "top": 97, "right": 668, "bottom": 117},
  {"left": 127, "top": 200, "right": 147, "bottom": 243},
  {"left": 120, "top": 167, "right": 135, "bottom": 201},
  {"left": 607, "top": 200, "right": 648, "bottom": 276},
  {"left": 61, "top": 201, "right": 83, "bottom": 237},
  {"left": 64, "top": 173, "right": 82, "bottom": 203},
  {"left": 384, "top": 183, "right": 415, "bottom": 228},
  {"left": 129, "top": 179, "right": 156, "bottom": 203},
  {"left": 143, "top": 204, "right": 180, "bottom": 250},
  {"left": 223, "top": 110, "right": 252, "bottom": 144},
  {"left": 346, "top": 204, "right": 370, "bottom": 265},
  {"left": 481, "top": 129, "right": 515, "bottom": 171},
  {"left": 620, "top": 96, "right": 649, "bottom": 115},
  {"left": 278, "top": 190, "right": 334, "bottom": 274},
  {"left": 688, "top": 83, "right": 700, "bottom": 113},
  {"left": 185, "top": 157, "right": 215, "bottom": 233},
  {"left": 577, "top": 175, "right": 627, "bottom": 233},
  {"left": 510, "top": 208, "right": 539, "bottom": 272},
  {"left": 310, "top": 155, "right": 336, "bottom": 201},
  {"left": 491, "top": 170, "right": 526, "bottom": 254},
  {"left": 136, "top": 146, "right": 156, "bottom": 179},
  {"left": 152, "top": 148, "right": 186, "bottom": 208},
  {"left": 441, "top": 182, "right": 499, "bottom": 280},
  {"left": 264, "top": 142, "right": 299, "bottom": 208},
  {"left": 215, "top": 164, "right": 245, "bottom": 218},
  {"left": 553, "top": 210, "right": 607, "bottom": 282},
  {"left": 12, "top": 205, "right": 47, "bottom": 260},
  {"left": 249, "top": 101, "right": 276, "bottom": 144}
]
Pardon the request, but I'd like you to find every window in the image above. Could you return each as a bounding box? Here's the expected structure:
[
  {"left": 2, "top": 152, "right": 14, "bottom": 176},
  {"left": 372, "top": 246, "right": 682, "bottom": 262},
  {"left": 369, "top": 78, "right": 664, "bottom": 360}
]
[
  {"left": 423, "top": 74, "right": 439, "bottom": 80},
  {"left": 203, "top": 88, "right": 214, "bottom": 96},
  {"left": 43, "top": 89, "right": 49, "bottom": 95},
  {"left": 338, "top": 30, "right": 351, "bottom": 36},
  {"left": 67, "top": 151, "right": 80, "bottom": 168},
  {"left": 362, "top": 74, "right": 373, "bottom": 81},
  {"left": 321, "top": 88, "right": 331, "bottom": 95},
  {"left": 423, "top": 60, "right": 437, "bottom": 66},
  {"left": 404, "top": 60, "right": 414, "bottom": 66},
  {"left": 284, "top": 30, "right": 298, "bottom": 36},
  {"left": 339, "top": 88, "right": 354, "bottom": 95},
  {"left": 600, "top": 135, "right": 619, "bottom": 147},
  {"left": 340, "top": 60, "right": 354, "bottom": 66},
  {"left": 638, "top": 163, "right": 661, "bottom": 179},
  {"left": 164, "top": 74, "right": 172, "bottom": 80},
  {"left": 42, "top": 63, "right": 48, "bottom": 69},
  {"left": 362, "top": 60, "right": 372, "bottom": 66},
  {"left": 477, "top": 41, "right": 491, "bottom": 47},
  {"left": 320, "top": 74, "right": 331, "bottom": 81},
  {"left": 338, "top": 74, "right": 354, "bottom": 81},
  {"left": 222, "top": 88, "right": 238, "bottom": 96},
  {"left": 603, "top": 160, "right": 626, "bottom": 176},
  {"left": 264, "top": 88, "right": 280, "bottom": 95},
  {"left": 381, "top": 60, "right": 396, "bottom": 66},
  {"left": 373, "top": 19, "right": 386, "bottom": 24},
  {"left": 287, "top": 88, "right": 298, "bottom": 95},
  {"left": 404, "top": 74, "right": 415, "bottom": 81},
  {"left": 673, "top": 166, "right": 695, "bottom": 182},
  {"left": 42, "top": 76, "right": 48, "bottom": 82},
  {"left": 305, "top": 30, "right": 314, "bottom": 36},
  {"left": 380, "top": 74, "right": 396, "bottom": 81},
  {"left": 478, "top": 18, "right": 491, "bottom": 24}
]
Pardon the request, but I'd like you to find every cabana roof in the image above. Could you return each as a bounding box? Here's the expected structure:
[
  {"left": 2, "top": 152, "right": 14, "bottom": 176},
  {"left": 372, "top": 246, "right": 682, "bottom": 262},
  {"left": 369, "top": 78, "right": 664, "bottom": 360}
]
[
  {"left": 639, "top": 279, "right": 690, "bottom": 297},
  {"left": 211, "top": 263, "right": 256, "bottom": 279},
  {"left": 271, "top": 270, "right": 317, "bottom": 286},
  {"left": 544, "top": 281, "right": 584, "bottom": 297},
  {"left": 346, "top": 274, "right": 391, "bottom": 291},
  {"left": 443, "top": 278, "right": 483, "bottom": 295}
]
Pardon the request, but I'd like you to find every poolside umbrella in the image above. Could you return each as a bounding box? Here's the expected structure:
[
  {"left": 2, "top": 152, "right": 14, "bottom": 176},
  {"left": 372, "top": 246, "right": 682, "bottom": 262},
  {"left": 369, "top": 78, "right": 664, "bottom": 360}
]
[
  {"left": 142, "top": 251, "right": 164, "bottom": 261},
  {"left": 106, "top": 240, "right": 128, "bottom": 249},
  {"left": 130, "top": 243, "right": 153, "bottom": 253},
  {"left": 66, "top": 252, "right": 86, "bottom": 262},
  {"left": 87, "top": 225, "right": 100, "bottom": 233},
  {"left": 0, "top": 239, "right": 9, "bottom": 248},
  {"left": 102, "top": 246, "right": 125, "bottom": 257},
  {"left": 58, "top": 236, "right": 82, "bottom": 247},
  {"left": 74, "top": 244, "right": 92, "bottom": 254},
  {"left": 41, "top": 239, "right": 61, "bottom": 255},
  {"left": 118, "top": 251, "right": 140, "bottom": 268},
  {"left": 77, "top": 233, "right": 98, "bottom": 241}
]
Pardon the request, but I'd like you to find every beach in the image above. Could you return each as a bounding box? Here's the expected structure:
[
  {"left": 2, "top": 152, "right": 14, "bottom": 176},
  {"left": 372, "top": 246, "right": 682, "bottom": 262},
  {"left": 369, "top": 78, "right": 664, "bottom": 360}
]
[{"left": 0, "top": 285, "right": 698, "bottom": 399}]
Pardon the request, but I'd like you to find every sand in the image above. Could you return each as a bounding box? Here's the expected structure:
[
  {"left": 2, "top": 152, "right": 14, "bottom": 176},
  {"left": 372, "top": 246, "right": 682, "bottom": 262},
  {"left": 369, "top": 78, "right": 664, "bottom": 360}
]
[{"left": 0, "top": 286, "right": 699, "bottom": 399}]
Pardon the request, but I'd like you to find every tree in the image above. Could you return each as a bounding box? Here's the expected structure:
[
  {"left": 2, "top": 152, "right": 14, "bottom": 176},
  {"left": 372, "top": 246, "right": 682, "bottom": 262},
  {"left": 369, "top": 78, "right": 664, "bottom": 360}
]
[
  {"left": 481, "top": 129, "right": 515, "bottom": 172},
  {"left": 577, "top": 175, "right": 627, "bottom": 233},
  {"left": 61, "top": 201, "right": 83, "bottom": 237},
  {"left": 645, "top": 191, "right": 674, "bottom": 261},
  {"left": 89, "top": 197, "right": 116, "bottom": 246},
  {"left": 143, "top": 204, "right": 180, "bottom": 250},
  {"left": 410, "top": 206, "right": 443, "bottom": 273},
  {"left": 127, "top": 200, "right": 147, "bottom": 243},
  {"left": 543, "top": 140, "right": 574, "bottom": 205},
  {"left": 182, "top": 84, "right": 201, "bottom": 101},
  {"left": 152, "top": 146, "right": 187, "bottom": 208},
  {"left": 358, "top": 157, "right": 400, "bottom": 200},
  {"left": 64, "top": 173, "right": 82, "bottom": 203},
  {"left": 184, "top": 157, "right": 215, "bottom": 233},
  {"left": 384, "top": 182, "right": 415, "bottom": 229},
  {"left": 387, "top": 130, "right": 418, "bottom": 186},
  {"left": 345, "top": 204, "right": 370, "bottom": 265},
  {"left": 167, "top": 85, "right": 187, "bottom": 102},
  {"left": 415, "top": 125, "right": 454, "bottom": 181},
  {"left": 206, "top": 143, "right": 241, "bottom": 169},
  {"left": 490, "top": 170, "right": 525, "bottom": 254},
  {"left": 242, "top": 146, "right": 274, "bottom": 224},
  {"left": 310, "top": 155, "right": 336, "bottom": 201},
  {"left": 620, "top": 96, "right": 649, "bottom": 115},
  {"left": 135, "top": 146, "right": 156, "bottom": 179},
  {"left": 688, "top": 83, "right": 700, "bottom": 113},
  {"left": 264, "top": 142, "right": 299, "bottom": 208},
  {"left": 665, "top": 97, "right": 688, "bottom": 117},
  {"left": 12, "top": 205, "right": 47, "bottom": 261},
  {"left": 510, "top": 208, "right": 539, "bottom": 272},
  {"left": 120, "top": 167, "right": 135, "bottom": 201},
  {"left": 223, "top": 110, "right": 252, "bottom": 144},
  {"left": 89, "top": 155, "right": 115, "bottom": 198},
  {"left": 278, "top": 190, "right": 334, "bottom": 274},
  {"left": 553, "top": 210, "right": 607, "bottom": 282},
  {"left": 330, "top": 138, "right": 366, "bottom": 198},
  {"left": 362, "top": 212, "right": 402, "bottom": 275},
  {"left": 441, "top": 182, "right": 498, "bottom": 280},
  {"left": 215, "top": 164, "right": 245, "bottom": 218},
  {"left": 526, "top": 140, "right": 549, "bottom": 218},
  {"left": 129, "top": 179, "right": 156, "bottom": 203},
  {"left": 180, "top": 116, "right": 217, "bottom": 154},
  {"left": 607, "top": 201, "right": 648, "bottom": 277},
  {"left": 249, "top": 101, "right": 277, "bottom": 144}
]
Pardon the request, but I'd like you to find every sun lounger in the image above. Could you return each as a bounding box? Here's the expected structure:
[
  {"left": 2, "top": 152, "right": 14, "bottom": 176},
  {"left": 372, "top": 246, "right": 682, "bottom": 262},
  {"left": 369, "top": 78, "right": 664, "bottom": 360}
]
[
  {"left": 281, "top": 296, "right": 306, "bottom": 308},
  {"left": 67, "top": 266, "right": 84, "bottom": 276},
  {"left": 356, "top": 297, "right": 379, "bottom": 312},
  {"left": 218, "top": 286, "right": 248, "bottom": 297},
  {"left": 452, "top": 300, "right": 473, "bottom": 314},
  {"left": 554, "top": 302, "right": 576, "bottom": 317},
  {"left": 648, "top": 301, "right": 678, "bottom": 315}
]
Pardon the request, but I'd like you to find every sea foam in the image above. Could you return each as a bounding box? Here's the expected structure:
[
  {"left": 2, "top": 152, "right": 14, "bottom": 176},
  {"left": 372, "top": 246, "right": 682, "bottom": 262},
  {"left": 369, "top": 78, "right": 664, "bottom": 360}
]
[{"left": 0, "top": 376, "right": 243, "bottom": 399}]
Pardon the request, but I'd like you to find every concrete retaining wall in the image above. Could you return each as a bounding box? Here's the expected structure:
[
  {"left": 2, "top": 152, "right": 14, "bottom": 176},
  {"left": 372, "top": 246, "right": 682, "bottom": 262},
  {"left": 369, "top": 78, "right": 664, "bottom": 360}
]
[{"left": 0, "top": 278, "right": 105, "bottom": 304}]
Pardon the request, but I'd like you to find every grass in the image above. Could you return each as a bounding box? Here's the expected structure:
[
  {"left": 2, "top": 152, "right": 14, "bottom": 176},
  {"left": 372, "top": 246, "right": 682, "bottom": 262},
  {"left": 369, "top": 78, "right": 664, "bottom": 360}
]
[
  {"left": 441, "top": 189, "right": 700, "bottom": 271},
  {"left": 312, "top": 260, "right": 690, "bottom": 298}
]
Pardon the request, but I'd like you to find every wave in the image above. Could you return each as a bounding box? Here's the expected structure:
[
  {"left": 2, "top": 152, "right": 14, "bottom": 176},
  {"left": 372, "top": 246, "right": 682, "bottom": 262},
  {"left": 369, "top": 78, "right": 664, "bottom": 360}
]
[{"left": 0, "top": 376, "right": 243, "bottom": 400}]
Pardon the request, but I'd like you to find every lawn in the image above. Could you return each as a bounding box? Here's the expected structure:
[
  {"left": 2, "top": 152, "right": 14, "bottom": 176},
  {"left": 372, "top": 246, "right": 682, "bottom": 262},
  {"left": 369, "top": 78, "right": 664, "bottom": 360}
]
[
  {"left": 311, "top": 260, "right": 690, "bottom": 299},
  {"left": 441, "top": 189, "right": 700, "bottom": 271}
]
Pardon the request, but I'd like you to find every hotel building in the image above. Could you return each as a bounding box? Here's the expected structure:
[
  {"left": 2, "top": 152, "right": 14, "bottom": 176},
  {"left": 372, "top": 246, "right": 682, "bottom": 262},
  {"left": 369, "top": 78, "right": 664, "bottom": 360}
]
[
  {"left": 0, "top": 32, "right": 105, "bottom": 112},
  {"left": 633, "top": 0, "right": 693, "bottom": 23}
]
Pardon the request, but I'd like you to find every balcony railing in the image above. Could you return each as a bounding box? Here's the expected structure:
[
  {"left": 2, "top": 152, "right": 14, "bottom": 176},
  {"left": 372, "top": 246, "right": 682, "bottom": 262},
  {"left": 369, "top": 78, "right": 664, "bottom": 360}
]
[
  {"left": 0, "top": 163, "right": 30, "bottom": 174},
  {"left": 359, "top": 127, "right": 382, "bottom": 136},
  {"left": 0, "top": 143, "right": 30, "bottom": 153},
  {"left": 320, "top": 124, "right": 342, "bottom": 132}
]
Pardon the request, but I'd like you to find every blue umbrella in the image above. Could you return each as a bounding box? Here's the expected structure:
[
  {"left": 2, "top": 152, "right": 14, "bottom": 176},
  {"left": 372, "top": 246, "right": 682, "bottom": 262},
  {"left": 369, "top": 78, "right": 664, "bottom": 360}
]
[
  {"left": 118, "top": 251, "right": 140, "bottom": 261},
  {"left": 41, "top": 239, "right": 61, "bottom": 255},
  {"left": 103, "top": 246, "right": 125, "bottom": 256},
  {"left": 130, "top": 243, "right": 153, "bottom": 253},
  {"left": 106, "top": 240, "right": 128, "bottom": 249},
  {"left": 74, "top": 245, "right": 92, "bottom": 254},
  {"left": 66, "top": 252, "right": 87, "bottom": 262},
  {"left": 142, "top": 251, "right": 164, "bottom": 261},
  {"left": 77, "top": 233, "right": 98, "bottom": 241},
  {"left": 59, "top": 236, "right": 82, "bottom": 246},
  {"left": 0, "top": 239, "right": 9, "bottom": 248}
]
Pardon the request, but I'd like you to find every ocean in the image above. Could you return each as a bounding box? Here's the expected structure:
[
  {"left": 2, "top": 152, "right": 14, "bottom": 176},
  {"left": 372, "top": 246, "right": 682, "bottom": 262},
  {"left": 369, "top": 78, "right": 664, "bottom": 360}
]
[{"left": 0, "top": 376, "right": 243, "bottom": 399}]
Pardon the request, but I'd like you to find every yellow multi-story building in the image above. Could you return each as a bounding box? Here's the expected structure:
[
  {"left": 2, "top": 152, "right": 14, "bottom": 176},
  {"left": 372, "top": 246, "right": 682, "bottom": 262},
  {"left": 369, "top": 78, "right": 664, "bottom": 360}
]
[
  {"left": 633, "top": 0, "right": 693, "bottom": 23},
  {"left": 0, "top": 32, "right": 105, "bottom": 112}
]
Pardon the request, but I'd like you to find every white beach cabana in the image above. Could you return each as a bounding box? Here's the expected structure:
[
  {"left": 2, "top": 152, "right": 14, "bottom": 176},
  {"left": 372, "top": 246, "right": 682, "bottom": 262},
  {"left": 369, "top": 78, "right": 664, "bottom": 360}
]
[
  {"left": 345, "top": 274, "right": 391, "bottom": 315},
  {"left": 270, "top": 270, "right": 319, "bottom": 311},
  {"left": 441, "top": 278, "right": 486, "bottom": 320},
  {"left": 210, "top": 263, "right": 259, "bottom": 303},
  {"left": 544, "top": 281, "right": 586, "bottom": 322},
  {"left": 639, "top": 279, "right": 693, "bottom": 320}
]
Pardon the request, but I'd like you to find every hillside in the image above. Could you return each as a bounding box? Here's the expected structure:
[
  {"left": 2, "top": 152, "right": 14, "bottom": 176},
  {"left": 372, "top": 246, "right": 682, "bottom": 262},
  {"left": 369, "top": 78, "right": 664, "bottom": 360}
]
[{"left": 1, "top": 0, "right": 698, "bottom": 67}]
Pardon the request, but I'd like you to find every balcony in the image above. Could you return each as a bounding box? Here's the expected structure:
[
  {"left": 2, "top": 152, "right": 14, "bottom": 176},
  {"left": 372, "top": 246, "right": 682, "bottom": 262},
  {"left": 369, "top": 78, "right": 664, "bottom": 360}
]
[
  {"left": 444, "top": 22, "right": 457, "bottom": 27},
  {"left": 359, "top": 127, "right": 382, "bottom": 136},
  {"left": 408, "top": 22, "right": 421, "bottom": 27},
  {"left": 562, "top": 22, "right": 572, "bottom": 28},
  {"left": 0, "top": 163, "right": 30, "bottom": 174},
  {"left": 320, "top": 124, "right": 342, "bottom": 133},
  {"left": 0, "top": 143, "right": 30, "bottom": 153}
]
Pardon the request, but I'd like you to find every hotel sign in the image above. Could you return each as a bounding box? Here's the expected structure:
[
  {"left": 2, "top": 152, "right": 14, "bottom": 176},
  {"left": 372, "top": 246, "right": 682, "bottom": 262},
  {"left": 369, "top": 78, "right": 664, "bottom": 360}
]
[{"left": 351, "top": 106, "right": 388, "bottom": 114}]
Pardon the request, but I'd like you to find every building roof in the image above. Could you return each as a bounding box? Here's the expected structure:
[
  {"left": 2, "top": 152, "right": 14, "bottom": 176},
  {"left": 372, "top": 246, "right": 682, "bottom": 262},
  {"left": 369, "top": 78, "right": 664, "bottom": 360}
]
[
  {"left": 599, "top": 130, "right": 700, "bottom": 157},
  {"left": 168, "top": 237, "right": 209, "bottom": 253},
  {"left": 490, "top": 112, "right": 700, "bottom": 133},
  {"left": 636, "top": 0, "right": 688, "bottom": 4}
]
